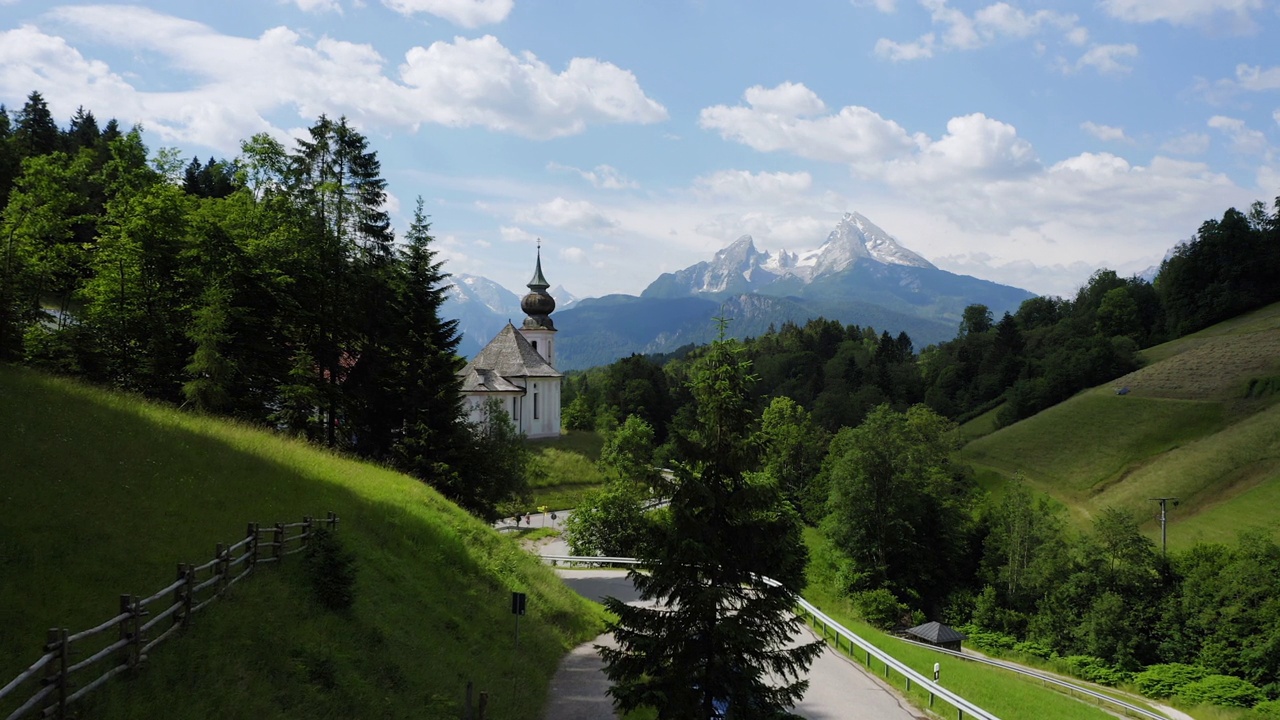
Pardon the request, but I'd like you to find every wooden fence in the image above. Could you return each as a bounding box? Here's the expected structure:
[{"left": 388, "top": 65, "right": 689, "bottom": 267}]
[{"left": 0, "top": 512, "right": 339, "bottom": 720}]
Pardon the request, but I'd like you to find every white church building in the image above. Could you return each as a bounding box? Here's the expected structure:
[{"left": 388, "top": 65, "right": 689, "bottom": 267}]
[{"left": 458, "top": 248, "right": 562, "bottom": 440}]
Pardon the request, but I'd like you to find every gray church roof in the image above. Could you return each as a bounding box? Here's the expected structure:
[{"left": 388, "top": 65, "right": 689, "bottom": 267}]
[
  {"left": 458, "top": 323, "right": 561, "bottom": 391},
  {"left": 904, "top": 621, "right": 967, "bottom": 645}
]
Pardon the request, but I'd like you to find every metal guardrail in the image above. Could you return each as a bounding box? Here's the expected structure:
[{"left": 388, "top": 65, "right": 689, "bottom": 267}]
[
  {"left": 543, "top": 555, "right": 1001, "bottom": 720},
  {"left": 894, "top": 638, "right": 1169, "bottom": 720}
]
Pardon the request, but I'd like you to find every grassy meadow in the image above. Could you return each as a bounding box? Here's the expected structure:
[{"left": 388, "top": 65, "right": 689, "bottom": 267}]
[
  {"left": 527, "top": 429, "right": 606, "bottom": 511},
  {"left": 0, "top": 365, "right": 603, "bottom": 719},
  {"left": 957, "top": 302, "right": 1280, "bottom": 545}
]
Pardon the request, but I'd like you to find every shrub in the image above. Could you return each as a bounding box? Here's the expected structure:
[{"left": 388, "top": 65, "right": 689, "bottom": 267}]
[
  {"left": 1177, "top": 675, "right": 1264, "bottom": 709},
  {"left": 304, "top": 527, "right": 357, "bottom": 612},
  {"left": 1013, "top": 640, "right": 1055, "bottom": 660},
  {"left": 855, "top": 588, "right": 907, "bottom": 630},
  {"left": 1246, "top": 699, "right": 1280, "bottom": 719},
  {"left": 1135, "top": 663, "right": 1211, "bottom": 698},
  {"left": 956, "top": 624, "right": 1017, "bottom": 652},
  {"left": 1058, "top": 655, "right": 1131, "bottom": 686}
]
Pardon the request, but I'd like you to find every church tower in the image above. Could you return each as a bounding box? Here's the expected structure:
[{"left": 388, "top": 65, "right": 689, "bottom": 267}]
[
  {"left": 518, "top": 242, "right": 557, "bottom": 367},
  {"left": 456, "top": 243, "right": 563, "bottom": 440}
]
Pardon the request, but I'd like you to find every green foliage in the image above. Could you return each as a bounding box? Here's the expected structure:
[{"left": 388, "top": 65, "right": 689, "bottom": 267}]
[
  {"left": 1056, "top": 656, "right": 1132, "bottom": 686},
  {"left": 1135, "top": 664, "right": 1212, "bottom": 698},
  {"left": 1177, "top": 675, "right": 1265, "bottom": 708},
  {"left": 600, "top": 414, "right": 660, "bottom": 488},
  {"left": 303, "top": 527, "right": 357, "bottom": 612},
  {"left": 957, "top": 623, "right": 1018, "bottom": 652},
  {"left": 563, "top": 482, "right": 652, "bottom": 557},
  {"left": 853, "top": 588, "right": 906, "bottom": 630},
  {"left": 821, "top": 404, "right": 976, "bottom": 614},
  {"left": 1246, "top": 700, "right": 1280, "bottom": 719},
  {"left": 600, "top": 327, "right": 821, "bottom": 719}
]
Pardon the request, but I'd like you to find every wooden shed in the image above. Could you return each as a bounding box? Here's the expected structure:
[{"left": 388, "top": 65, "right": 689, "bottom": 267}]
[{"left": 905, "top": 621, "right": 967, "bottom": 651}]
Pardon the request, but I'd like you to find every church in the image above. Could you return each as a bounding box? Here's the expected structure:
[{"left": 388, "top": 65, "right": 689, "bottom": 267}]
[{"left": 458, "top": 247, "right": 562, "bottom": 440}]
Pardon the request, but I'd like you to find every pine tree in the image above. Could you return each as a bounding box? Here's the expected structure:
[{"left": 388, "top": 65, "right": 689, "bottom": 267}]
[
  {"left": 14, "top": 91, "right": 58, "bottom": 159},
  {"left": 600, "top": 320, "right": 821, "bottom": 719}
]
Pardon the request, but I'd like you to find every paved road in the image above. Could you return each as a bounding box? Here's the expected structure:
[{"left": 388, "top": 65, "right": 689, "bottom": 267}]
[{"left": 545, "top": 569, "right": 923, "bottom": 720}]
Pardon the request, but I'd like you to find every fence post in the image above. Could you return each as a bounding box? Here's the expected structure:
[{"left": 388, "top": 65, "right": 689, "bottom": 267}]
[
  {"left": 302, "top": 516, "right": 313, "bottom": 550},
  {"left": 273, "top": 523, "right": 284, "bottom": 561},
  {"left": 478, "top": 691, "right": 488, "bottom": 720},
  {"left": 464, "top": 680, "right": 474, "bottom": 720},
  {"left": 119, "top": 594, "right": 141, "bottom": 671},
  {"left": 215, "top": 543, "right": 229, "bottom": 596},
  {"left": 246, "top": 523, "right": 259, "bottom": 571},
  {"left": 173, "top": 564, "right": 187, "bottom": 629},
  {"left": 327, "top": 511, "right": 338, "bottom": 531},
  {"left": 182, "top": 563, "right": 195, "bottom": 622},
  {"left": 43, "top": 627, "right": 67, "bottom": 720}
]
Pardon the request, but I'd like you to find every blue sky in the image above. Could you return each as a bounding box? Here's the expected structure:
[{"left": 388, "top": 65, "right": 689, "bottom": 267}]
[{"left": 1, "top": 0, "right": 1277, "bottom": 299}]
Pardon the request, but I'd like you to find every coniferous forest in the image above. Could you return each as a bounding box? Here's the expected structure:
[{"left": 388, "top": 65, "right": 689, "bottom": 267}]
[{"left": 0, "top": 91, "right": 526, "bottom": 521}]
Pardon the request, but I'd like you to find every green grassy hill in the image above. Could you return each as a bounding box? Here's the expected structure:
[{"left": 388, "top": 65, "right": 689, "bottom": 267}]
[
  {"left": 959, "top": 302, "right": 1280, "bottom": 548},
  {"left": 0, "top": 365, "right": 603, "bottom": 719}
]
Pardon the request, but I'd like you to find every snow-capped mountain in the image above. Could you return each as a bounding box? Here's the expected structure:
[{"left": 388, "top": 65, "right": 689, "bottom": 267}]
[
  {"left": 442, "top": 274, "right": 581, "bottom": 357},
  {"left": 642, "top": 212, "right": 935, "bottom": 298}
]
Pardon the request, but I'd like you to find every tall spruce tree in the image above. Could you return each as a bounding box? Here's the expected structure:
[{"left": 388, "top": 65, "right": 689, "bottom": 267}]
[{"left": 600, "top": 321, "right": 821, "bottom": 720}]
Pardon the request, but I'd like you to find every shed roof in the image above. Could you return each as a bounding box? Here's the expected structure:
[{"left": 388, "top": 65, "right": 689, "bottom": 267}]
[
  {"left": 904, "top": 621, "right": 967, "bottom": 645},
  {"left": 459, "top": 367, "right": 524, "bottom": 393}
]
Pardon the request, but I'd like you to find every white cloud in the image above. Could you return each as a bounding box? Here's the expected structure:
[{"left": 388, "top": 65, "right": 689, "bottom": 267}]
[
  {"left": 560, "top": 246, "right": 588, "bottom": 263},
  {"left": 547, "top": 163, "right": 637, "bottom": 190},
  {"left": 1161, "top": 132, "right": 1211, "bottom": 155},
  {"left": 516, "top": 197, "right": 618, "bottom": 232},
  {"left": 1074, "top": 44, "right": 1139, "bottom": 75},
  {"left": 875, "top": 35, "right": 935, "bottom": 61},
  {"left": 884, "top": 113, "right": 1038, "bottom": 185},
  {"left": 1099, "top": 0, "right": 1264, "bottom": 27},
  {"left": 1081, "top": 121, "right": 1130, "bottom": 142},
  {"left": 398, "top": 35, "right": 668, "bottom": 138},
  {"left": 1208, "top": 115, "right": 1271, "bottom": 155},
  {"left": 1274, "top": 109, "right": 1280, "bottom": 127},
  {"left": 693, "top": 170, "right": 813, "bottom": 201},
  {"left": 9, "top": 8, "right": 665, "bottom": 150},
  {"left": 1234, "top": 64, "right": 1280, "bottom": 91},
  {"left": 875, "top": 1, "right": 1083, "bottom": 61},
  {"left": 699, "top": 83, "right": 916, "bottom": 166},
  {"left": 499, "top": 225, "right": 537, "bottom": 243},
  {"left": 283, "top": 0, "right": 343, "bottom": 13},
  {"left": 852, "top": 0, "right": 898, "bottom": 11},
  {"left": 381, "top": 0, "right": 513, "bottom": 27}
]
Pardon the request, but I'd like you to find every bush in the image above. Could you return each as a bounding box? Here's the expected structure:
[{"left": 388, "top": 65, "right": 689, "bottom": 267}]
[
  {"left": 304, "top": 527, "right": 357, "bottom": 612},
  {"left": 957, "top": 623, "right": 1017, "bottom": 652},
  {"left": 855, "top": 588, "right": 907, "bottom": 630},
  {"left": 1177, "top": 675, "right": 1264, "bottom": 709},
  {"left": 1246, "top": 699, "right": 1280, "bottom": 719},
  {"left": 1013, "top": 641, "right": 1055, "bottom": 660},
  {"left": 1135, "top": 663, "right": 1211, "bottom": 698},
  {"left": 1058, "top": 655, "right": 1131, "bottom": 686}
]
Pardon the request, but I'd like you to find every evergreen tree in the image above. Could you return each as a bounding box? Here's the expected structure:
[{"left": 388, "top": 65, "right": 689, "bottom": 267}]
[
  {"left": 14, "top": 91, "right": 59, "bottom": 159},
  {"left": 600, "top": 321, "right": 821, "bottom": 719}
]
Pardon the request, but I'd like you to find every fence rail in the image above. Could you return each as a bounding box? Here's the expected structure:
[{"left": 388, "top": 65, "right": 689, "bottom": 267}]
[
  {"left": 542, "top": 554, "right": 1001, "bottom": 720},
  {"left": 0, "top": 512, "right": 338, "bottom": 720}
]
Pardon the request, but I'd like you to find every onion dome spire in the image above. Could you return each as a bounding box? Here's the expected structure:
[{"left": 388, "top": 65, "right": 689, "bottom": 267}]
[{"left": 521, "top": 240, "right": 556, "bottom": 330}]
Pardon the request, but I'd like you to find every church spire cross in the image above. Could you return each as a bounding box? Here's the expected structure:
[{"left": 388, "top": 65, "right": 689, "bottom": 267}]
[{"left": 528, "top": 240, "right": 550, "bottom": 291}]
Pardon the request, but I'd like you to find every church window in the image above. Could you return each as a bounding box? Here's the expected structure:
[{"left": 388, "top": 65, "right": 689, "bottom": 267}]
[{"left": 534, "top": 392, "right": 540, "bottom": 419}]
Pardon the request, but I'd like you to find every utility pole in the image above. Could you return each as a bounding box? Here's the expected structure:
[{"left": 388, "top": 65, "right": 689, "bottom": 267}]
[{"left": 1151, "top": 497, "right": 1179, "bottom": 555}]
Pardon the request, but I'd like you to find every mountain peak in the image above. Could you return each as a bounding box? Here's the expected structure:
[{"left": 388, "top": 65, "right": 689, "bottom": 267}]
[{"left": 814, "top": 211, "right": 936, "bottom": 273}]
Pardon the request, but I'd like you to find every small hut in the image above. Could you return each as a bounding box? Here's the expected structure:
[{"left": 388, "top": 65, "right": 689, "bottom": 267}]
[{"left": 905, "top": 621, "right": 967, "bottom": 651}]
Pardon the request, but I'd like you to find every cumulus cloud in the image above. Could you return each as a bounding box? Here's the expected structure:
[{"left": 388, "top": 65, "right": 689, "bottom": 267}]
[
  {"left": 1233, "top": 64, "right": 1280, "bottom": 91},
  {"left": 1099, "top": 0, "right": 1264, "bottom": 28},
  {"left": 381, "top": 0, "right": 513, "bottom": 27},
  {"left": 516, "top": 197, "right": 619, "bottom": 232},
  {"left": 875, "top": 0, "right": 1083, "bottom": 61},
  {"left": 1081, "top": 121, "right": 1130, "bottom": 142},
  {"left": 547, "top": 163, "right": 637, "bottom": 190},
  {"left": 1208, "top": 115, "right": 1271, "bottom": 155},
  {"left": 1074, "top": 43, "right": 1139, "bottom": 75},
  {"left": 699, "top": 83, "right": 916, "bottom": 166},
  {"left": 693, "top": 170, "right": 813, "bottom": 201},
  {"left": 499, "top": 225, "right": 538, "bottom": 243},
  {"left": 5, "top": 7, "right": 665, "bottom": 150}
]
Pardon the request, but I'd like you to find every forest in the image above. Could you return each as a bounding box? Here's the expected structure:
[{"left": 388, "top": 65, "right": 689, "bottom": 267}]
[{"left": 0, "top": 91, "right": 527, "bottom": 521}]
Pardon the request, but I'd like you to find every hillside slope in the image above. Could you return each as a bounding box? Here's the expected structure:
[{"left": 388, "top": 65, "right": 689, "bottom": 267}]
[
  {"left": 959, "top": 302, "right": 1280, "bottom": 548},
  {"left": 0, "top": 366, "right": 602, "bottom": 719}
]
